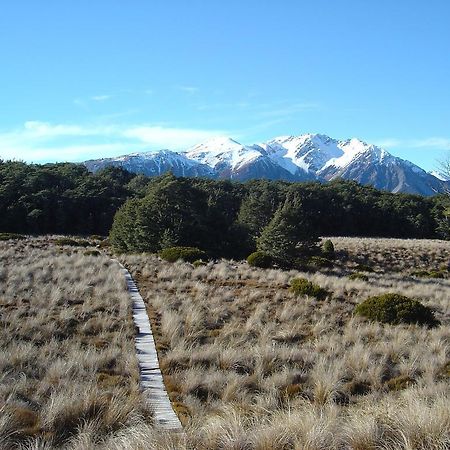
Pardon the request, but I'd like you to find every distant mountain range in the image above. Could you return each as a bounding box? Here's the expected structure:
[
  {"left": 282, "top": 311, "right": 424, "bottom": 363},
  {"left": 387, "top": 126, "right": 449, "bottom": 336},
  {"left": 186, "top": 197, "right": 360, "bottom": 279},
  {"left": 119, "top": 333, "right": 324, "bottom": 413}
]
[{"left": 84, "top": 134, "right": 448, "bottom": 196}]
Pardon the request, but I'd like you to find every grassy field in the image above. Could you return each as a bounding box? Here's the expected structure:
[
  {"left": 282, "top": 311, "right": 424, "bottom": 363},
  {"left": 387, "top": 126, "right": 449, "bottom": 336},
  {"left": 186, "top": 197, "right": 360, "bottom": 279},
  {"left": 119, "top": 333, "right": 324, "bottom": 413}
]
[
  {"left": 121, "top": 237, "right": 450, "bottom": 449},
  {"left": 0, "top": 236, "right": 449, "bottom": 449},
  {"left": 330, "top": 237, "right": 450, "bottom": 273},
  {"left": 0, "top": 237, "right": 159, "bottom": 449}
]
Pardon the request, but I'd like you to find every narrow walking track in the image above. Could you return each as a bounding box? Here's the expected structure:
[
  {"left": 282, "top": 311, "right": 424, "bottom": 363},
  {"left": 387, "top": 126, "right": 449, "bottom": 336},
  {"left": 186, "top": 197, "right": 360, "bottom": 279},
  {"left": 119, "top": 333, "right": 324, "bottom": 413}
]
[{"left": 114, "top": 260, "right": 183, "bottom": 432}]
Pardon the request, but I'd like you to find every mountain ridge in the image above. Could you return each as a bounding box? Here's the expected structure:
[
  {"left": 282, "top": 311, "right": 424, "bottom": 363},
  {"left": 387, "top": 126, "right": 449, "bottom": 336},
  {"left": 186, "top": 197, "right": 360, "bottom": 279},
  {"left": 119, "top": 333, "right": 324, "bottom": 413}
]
[{"left": 83, "top": 133, "right": 448, "bottom": 196}]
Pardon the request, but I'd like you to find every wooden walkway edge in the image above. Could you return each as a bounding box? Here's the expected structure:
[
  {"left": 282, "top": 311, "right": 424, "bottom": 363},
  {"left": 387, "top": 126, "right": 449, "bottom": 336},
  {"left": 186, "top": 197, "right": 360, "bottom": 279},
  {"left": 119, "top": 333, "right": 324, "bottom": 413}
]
[{"left": 114, "top": 260, "right": 183, "bottom": 432}]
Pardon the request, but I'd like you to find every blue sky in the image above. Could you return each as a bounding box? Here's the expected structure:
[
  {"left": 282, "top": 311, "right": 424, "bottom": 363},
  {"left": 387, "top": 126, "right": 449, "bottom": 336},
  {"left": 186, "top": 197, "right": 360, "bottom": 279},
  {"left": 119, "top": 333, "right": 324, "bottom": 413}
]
[{"left": 1, "top": 1, "right": 449, "bottom": 170}]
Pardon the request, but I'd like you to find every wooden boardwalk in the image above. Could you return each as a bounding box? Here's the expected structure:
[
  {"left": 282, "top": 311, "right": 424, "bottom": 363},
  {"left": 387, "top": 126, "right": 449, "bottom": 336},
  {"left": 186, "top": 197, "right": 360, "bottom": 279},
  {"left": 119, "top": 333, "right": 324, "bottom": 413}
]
[{"left": 115, "top": 261, "right": 184, "bottom": 432}]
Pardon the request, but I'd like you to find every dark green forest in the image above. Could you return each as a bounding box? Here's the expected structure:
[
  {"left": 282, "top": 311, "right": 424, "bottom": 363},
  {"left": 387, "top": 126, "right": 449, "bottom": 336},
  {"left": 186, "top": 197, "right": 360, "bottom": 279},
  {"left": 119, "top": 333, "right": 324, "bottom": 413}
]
[
  {"left": 1, "top": 160, "right": 449, "bottom": 258},
  {"left": 0, "top": 161, "right": 149, "bottom": 235},
  {"left": 109, "top": 172, "right": 450, "bottom": 259}
]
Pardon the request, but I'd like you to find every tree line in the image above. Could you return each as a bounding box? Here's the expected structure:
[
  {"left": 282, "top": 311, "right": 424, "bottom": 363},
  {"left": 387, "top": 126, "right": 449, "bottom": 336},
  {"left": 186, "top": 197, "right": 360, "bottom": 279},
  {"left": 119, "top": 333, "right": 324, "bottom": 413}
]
[
  {"left": 0, "top": 160, "right": 449, "bottom": 253},
  {"left": 0, "top": 161, "right": 149, "bottom": 235},
  {"left": 110, "top": 173, "right": 450, "bottom": 259}
]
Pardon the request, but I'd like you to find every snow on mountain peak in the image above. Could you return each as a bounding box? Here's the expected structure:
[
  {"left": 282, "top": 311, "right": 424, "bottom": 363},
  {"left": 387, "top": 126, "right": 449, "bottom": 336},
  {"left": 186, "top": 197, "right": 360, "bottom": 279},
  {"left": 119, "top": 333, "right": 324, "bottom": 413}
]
[
  {"left": 185, "top": 136, "right": 262, "bottom": 170},
  {"left": 320, "top": 138, "right": 392, "bottom": 171},
  {"left": 84, "top": 132, "right": 447, "bottom": 196},
  {"left": 262, "top": 133, "right": 343, "bottom": 174},
  {"left": 428, "top": 170, "right": 449, "bottom": 181}
]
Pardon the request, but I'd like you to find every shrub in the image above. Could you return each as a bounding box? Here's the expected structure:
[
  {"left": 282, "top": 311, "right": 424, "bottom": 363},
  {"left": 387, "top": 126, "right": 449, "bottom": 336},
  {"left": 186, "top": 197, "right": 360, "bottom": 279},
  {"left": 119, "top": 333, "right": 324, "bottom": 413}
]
[
  {"left": 355, "top": 263, "right": 374, "bottom": 272},
  {"left": 84, "top": 250, "right": 100, "bottom": 257},
  {"left": 427, "top": 270, "right": 446, "bottom": 279},
  {"left": 247, "top": 251, "right": 272, "bottom": 268},
  {"left": 193, "top": 259, "right": 207, "bottom": 267},
  {"left": 322, "top": 239, "right": 335, "bottom": 259},
  {"left": 348, "top": 272, "right": 369, "bottom": 282},
  {"left": 354, "top": 293, "right": 439, "bottom": 327},
  {"left": 159, "top": 246, "right": 207, "bottom": 263},
  {"left": 410, "top": 270, "right": 431, "bottom": 278},
  {"left": 290, "top": 278, "right": 330, "bottom": 300},
  {"left": 89, "top": 234, "right": 105, "bottom": 241},
  {"left": 411, "top": 269, "right": 447, "bottom": 279},
  {"left": 0, "top": 233, "right": 26, "bottom": 241},
  {"left": 308, "top": 256, "right": 333, "bottom": 269},
  {"left": 54, "top": 238, "right": 91, "bottom": 247}
]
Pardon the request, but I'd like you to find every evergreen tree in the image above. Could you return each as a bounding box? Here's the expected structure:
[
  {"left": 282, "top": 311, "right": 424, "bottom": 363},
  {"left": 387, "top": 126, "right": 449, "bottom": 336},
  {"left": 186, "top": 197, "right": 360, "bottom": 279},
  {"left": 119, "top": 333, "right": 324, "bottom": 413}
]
[
  {"left": 237, "top": 180, "right": 283, "bottom": 237},
  {"left": 257, "top": 190, "right": 319, "bottom": 267}
]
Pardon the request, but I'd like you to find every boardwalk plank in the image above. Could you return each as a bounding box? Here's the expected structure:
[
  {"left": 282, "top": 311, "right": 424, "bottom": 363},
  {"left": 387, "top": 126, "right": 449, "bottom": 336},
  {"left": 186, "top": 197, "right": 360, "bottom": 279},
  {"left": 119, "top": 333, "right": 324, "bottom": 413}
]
[{"left": 114, "top": 260, "right": 184, "bottom": 432}]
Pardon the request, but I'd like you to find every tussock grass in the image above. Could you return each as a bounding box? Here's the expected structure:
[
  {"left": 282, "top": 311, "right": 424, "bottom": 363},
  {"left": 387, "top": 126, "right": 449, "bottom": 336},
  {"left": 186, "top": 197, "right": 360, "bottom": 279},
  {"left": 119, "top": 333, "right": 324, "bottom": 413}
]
[
  {"left": 121, "top": 237, "right": 450, "bottom": 449},
  {"left": 329, "top": 236, "right": 450, "bottom": 273},
  {"left": 1, "top": 236, "right": 448, "bottom": 449},
  {"left": 0, "top": 237, "right": 154, "bottom": 449}
]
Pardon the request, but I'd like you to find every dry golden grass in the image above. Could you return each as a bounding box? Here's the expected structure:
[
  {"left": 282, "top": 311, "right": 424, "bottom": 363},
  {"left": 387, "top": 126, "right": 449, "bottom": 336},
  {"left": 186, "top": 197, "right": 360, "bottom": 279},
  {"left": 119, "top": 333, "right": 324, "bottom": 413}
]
[
  {"left": 120, "top": 237, "right": 450, "bottom": 449},
  {"left": 0, "top": 237, "right": 154, "bottom": 449},
  {"left": 329, "top": 236, "right": 450, "bottom": 273},
  {"left": 1, "top": 236, "right": 448, "bottom": 449}
]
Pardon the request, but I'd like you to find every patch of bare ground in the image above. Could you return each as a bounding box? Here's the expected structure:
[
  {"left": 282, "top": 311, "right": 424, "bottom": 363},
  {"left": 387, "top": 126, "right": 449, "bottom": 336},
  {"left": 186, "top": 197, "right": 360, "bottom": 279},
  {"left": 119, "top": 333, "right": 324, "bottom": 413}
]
[
  {"left": 121, "top": 237, "right": 449, "bottom": 449},
  {"left": 0, "top": 237, "right": 171, "bottom": 449}
]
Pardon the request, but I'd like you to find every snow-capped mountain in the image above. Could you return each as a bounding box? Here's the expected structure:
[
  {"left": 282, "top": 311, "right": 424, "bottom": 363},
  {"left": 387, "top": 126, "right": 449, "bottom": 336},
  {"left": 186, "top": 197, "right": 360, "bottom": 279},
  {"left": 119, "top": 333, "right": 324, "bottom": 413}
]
[
  {"left": 84, "top": 134, "right": 448, "bottom": 196},
  {"left": 84, "top": 149, "right": 214, "bottom": 178},
  {"left": 429, "top": 170, "right": 449, "bottom": 182},
  {"left": 184, "top": 137, "right": 301, "bottom": 181}
]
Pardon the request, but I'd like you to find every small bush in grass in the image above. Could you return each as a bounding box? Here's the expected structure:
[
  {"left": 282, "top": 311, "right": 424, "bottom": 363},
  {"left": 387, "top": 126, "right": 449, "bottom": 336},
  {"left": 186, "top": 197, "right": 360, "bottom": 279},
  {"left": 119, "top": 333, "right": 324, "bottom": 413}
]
[
  {"left": 322, "top": 239, "right": 335, "bottom": 259},
  {"left": 308, "top": 256, "right": 333, "bottom": 269},
  {"left": 354, "top": 293, "right": 439, "bottom": 327},
  {"left": 411, "top": 269, "right": 447, "bottom": 279},
  {"left": 84, "top": 250, "right": 100, "bottom": 257},
  {"left": 89, "top": 234, "right": 105, "bottom": 241},
  {"left": 355, "top": 263, "right": 374, "bottom": 272},
  {"left": 247, "top": 251, "right": 272, "bottom": 268},
  {"left": 193, "top": 259, "right": 207, "bottom": 267},
  {"left": 290, "top": 278, "right": 330, "bottom": 300},
  {"left": 55, "top": 237, "right": 78, "bottom": 246},
  {"left": 0, "top": 233, "right": 26, "bottom": 241},
  {"left": 348, "top": 272, "right": 369, "bottom": 282},
  {"left": 427, "top": 270, "right": 446, "bottom": 279},
  {"left": 55, "top": 237, "right": 91, "bottom": 247},
  {"left": 159, "top": 246, "right": 207, "bottom": 263},
  {"left": 410, "top": 270, "right": 431, "bottom": 278}
]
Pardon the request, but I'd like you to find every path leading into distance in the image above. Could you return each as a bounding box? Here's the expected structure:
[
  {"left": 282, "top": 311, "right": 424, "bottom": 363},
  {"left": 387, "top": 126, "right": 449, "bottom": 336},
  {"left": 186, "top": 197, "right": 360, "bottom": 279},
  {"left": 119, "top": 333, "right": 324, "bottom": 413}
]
[{"left": 115, "top": 260, "right": 183, "bottom": 432}]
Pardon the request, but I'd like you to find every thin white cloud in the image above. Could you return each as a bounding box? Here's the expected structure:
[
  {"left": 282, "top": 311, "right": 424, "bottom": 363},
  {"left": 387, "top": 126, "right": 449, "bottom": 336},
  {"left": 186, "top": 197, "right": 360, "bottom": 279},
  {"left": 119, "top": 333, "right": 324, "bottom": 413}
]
[
  {"left": 374, "top": 137, "right": 450, "bottom": 151},
  {"left": 0, "top": 120, "right": 227, "bottom": 163},
  {"left": 0, "top": 143, "right": 140, "bottom": 163},
  {"left": 373, "top": 138, "right": 403, "bottom": 149},
  {"left": 176, "top": 85, "right": 199, "bottom": 94},
  {"left": 256, "top": 102, "right": 321, "bottom": 119},
  {"left": 91, "top": 95, "right": 112, "bottom": 101},
  {"left": 123, "top": 125, "right": 225, "bottom": 149},
  {"left": 24, "top": 121, "right": 90, "bottom": 137},
  {"left": 410, "top": 137, "right": 450, "bottom": 150}
]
